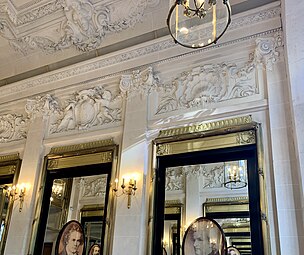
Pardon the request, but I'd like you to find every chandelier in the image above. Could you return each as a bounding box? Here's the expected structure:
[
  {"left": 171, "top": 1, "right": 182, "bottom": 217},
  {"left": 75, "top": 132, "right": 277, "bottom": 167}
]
[
  {"left": 224, "top": 160, "right": 247, "bottom": 189},
  {"left": 167, "top": 0, "right": 231, "bottom": 49},
  {"left": 51, "top": 179, "right": 65, "bottom": 200}
]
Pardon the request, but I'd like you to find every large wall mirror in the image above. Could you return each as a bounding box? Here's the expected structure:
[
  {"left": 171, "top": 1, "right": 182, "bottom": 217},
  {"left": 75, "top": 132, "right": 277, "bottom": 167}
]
[
  {"left": 0, "top": 154, "right": 21, "bottom": 255},
  {"left": 29, "top": 140, "right": 117, "bottom": 255},
  {"left": 151, "top": 117, "right": 269, "bottom": 255}
]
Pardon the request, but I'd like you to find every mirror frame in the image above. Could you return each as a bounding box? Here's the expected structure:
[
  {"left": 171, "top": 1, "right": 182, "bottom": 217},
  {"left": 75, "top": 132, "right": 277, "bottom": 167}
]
[
  {"left": 28, "top": 140, "right": 118, "bottom": 255},
  {"left": 149, "top": 116, "right": 271, "bottom": 255},
  {"left": 0, "top": 153, "right": 21, "bottom": 255}
]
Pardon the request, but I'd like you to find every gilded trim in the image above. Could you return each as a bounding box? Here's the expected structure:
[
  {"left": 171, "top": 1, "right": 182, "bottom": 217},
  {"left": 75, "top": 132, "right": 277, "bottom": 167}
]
[
  {"left": 205, "top": 196, "right": 249, "bottom": 204},
  {"left": 156, "top": 130, "right": 256, "bottom": 156},
  {"left": 47, "top": 151, "right": 113, "bottom": 170},
  {"left": 0, "top": 153, "right": 19, "bottom": 163},
  {"left": 158, "top": 116, "right": 253, "bottom": 138},
  {"left": 0, "top": 165, "right": 16, "bottom": 176},
  {"left": 49, "top": 139, "right": 114, "bottom": 156}
]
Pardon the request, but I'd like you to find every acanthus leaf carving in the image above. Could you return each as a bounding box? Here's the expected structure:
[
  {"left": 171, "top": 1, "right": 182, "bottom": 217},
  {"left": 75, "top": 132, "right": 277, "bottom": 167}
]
[
  {"left": 25, "top": 94, "right": 60, "bottom": 119},
  {"left": 156, "top": 61, "right": 256, "bottom": 115},
  {"left": 80, "top": 176, "right": 108, "bottom": 198},
  {"left": 0, "top": 113, "right": 29, "bottom": 143},
  {"left": 165, "top": 163, "right": 228, "bottom": 192},
  {"left": 255, "top": 32, "right": 283, "bottom": 70},
  {"left": 50, "top": 85, "right": 122, "bottom": 133},
  {"left": 11, "top": 0, "right": 160, "bottom": 53},
  {"left": 155, "top": 32, "right": 283, "bottom": 115},
  {"left": 120, "top": 66, "right": 161, "bottom": 99}
]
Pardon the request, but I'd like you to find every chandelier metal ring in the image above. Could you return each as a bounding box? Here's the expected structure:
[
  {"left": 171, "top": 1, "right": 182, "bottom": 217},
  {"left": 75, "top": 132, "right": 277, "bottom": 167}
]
[{"left": 167, "top": 0, "right": 232, "bottom": 49}]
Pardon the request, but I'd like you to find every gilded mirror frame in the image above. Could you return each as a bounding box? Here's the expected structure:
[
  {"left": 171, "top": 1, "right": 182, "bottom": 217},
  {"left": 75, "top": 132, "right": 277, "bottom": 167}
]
[
  {"left": 149, "top": 116, "right": 271, "bottom": 255},
  {"left": 0, "top": 153, "right": 21, "bottom": 255},
  {"left": 28, "top": 139, "right": 118, "bottom": 255}
]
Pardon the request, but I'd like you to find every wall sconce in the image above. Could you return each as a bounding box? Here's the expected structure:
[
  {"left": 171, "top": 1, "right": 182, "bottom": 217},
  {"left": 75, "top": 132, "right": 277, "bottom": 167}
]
[
  {"left": 113, "top": 177, "right": 137, "bottom": 209},
  {"left": 7, "top": 183, "right": 30, "bottom": 212}
]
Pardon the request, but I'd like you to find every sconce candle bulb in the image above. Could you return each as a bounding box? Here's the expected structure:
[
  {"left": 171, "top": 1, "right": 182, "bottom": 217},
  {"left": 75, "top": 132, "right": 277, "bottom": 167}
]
[
  {"left": 113, "top": 175, "right": 138, "bottom": 209},
  {"left": 7, "top": 182, "right": 30, "bottom": 212}
]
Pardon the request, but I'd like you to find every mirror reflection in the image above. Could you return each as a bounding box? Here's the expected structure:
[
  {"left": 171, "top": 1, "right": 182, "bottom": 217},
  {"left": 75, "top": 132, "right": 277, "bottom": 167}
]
[
  {"left": 43, "top": 174, "right": 108, "bottom": 255},
  {"left": 164, "top": 160, "right": 250, "bottom": 255},
  {"left": 0, "top": 185, "right": 11, "bottom": 243}
]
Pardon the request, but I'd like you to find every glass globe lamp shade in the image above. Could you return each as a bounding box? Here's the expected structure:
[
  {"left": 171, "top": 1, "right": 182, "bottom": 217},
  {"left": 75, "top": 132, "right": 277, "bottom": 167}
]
[{"left": 167, "top": 0, "right": 231, "bottom": 49}]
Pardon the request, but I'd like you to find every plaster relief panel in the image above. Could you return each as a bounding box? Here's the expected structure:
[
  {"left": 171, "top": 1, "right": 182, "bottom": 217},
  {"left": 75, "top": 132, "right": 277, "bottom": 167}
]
[
  {"left": 0, "top": 113, "right": 29, "bottom": 143},
  {"left": 155, "top": 60, "right": 257, "bottom": 115},
  {"left": 0, "top": 0, "right": 160, "bottom": 54},
  {"left": 153, "top": 32, "right": 283, "bottom": 118},
  {"left": 79, "top": 175, "right": 107, "bottom": 199},
  {"left": 165, "top": 163, "right": 225, "bottom": 192},
  {"left": 50, "top": 85, "right": 122, "bottom": 134}
]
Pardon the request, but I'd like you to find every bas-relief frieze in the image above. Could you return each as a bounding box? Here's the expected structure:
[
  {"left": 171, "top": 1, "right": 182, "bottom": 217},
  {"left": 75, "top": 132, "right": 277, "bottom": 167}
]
[
  {"left": 79, "top": 176, "right": 107, "bottom": 198},
  {"left": 165, "top": 163, "right": 226, "bottom": 192},
  {"left": 0, "top": 113, "right": 28, "bottom": 143},
  {"left": 49, "top": 85, "right": 122, "bottom": 133},
  {"left": 0, "top": 83, "right": 122, "bottom": 143},
  {"left": 155, "top": 32, "right": 283, "bottom": 116},
  {"left": 119, "top": 66, "right": 161, "bottom": 99}
]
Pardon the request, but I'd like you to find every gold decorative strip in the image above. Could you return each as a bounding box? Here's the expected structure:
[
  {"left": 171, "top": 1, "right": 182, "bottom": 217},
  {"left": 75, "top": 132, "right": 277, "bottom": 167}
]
[
  {"left": 165, "top": 200, "right": 183, "bottom": 207},
  {"left": 49, "top": 139, "right": 114, "bottom": 155},
  {"left": 204, "top": 204, "right": 249, "bottom": 214},
  {"left": 47, "top": 151, "right": 113, "bottom": 170},
  {"left": 156, "top": 131, "right": 256, "bottom": 156},
  {"left": 0, "top": 165, "right": 16, "bottom": 176},
  {"left": 0, "top": 153, "right": 19, "bottom": 163},
  {"left": 205, "top": 196, "right": 249, "bottom": 203},
  {"left": 158, "top": 116, "right": 253, "bottom": 138},
  {"left": 165, "top": 207, "right": 181, "bottom": 215}
]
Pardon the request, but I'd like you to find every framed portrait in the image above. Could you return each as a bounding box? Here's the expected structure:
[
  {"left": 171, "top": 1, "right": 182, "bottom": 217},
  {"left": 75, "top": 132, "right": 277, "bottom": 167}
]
[
  {"left": 182, "top": 217, "right": 226, "bottom": 255},
  {"left": 88, "top": 244, "right": 101, "bottom": 255},
  {"left": 55, "top": 220, "right": 85, "bottom": 255},
  {"left": 227, "top": 246, "right": 241, "bottom": 255}
]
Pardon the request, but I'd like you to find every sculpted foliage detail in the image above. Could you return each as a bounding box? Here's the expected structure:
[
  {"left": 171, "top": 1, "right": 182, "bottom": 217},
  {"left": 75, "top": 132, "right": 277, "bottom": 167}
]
[{"left": 50, "top": 86, "right": 122, "bottom": 133}]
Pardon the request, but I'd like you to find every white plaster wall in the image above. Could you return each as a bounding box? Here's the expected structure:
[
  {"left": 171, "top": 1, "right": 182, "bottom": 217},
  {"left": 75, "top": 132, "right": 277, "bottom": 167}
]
[{"left": 0, "top": 2, "right": 302, "bottom": 255}]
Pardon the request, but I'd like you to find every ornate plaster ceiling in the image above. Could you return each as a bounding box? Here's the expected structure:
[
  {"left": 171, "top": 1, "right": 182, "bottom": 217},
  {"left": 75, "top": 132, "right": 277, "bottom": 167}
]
[{"left": 0, "top": 0, "right": 277, "bottom": 84}]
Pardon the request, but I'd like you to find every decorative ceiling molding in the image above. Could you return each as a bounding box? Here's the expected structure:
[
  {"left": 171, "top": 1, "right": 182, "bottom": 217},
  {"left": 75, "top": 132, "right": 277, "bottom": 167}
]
[
  {"left": 155, "top": 32, "right": 283, "bottom": 115},
  {"left": 0, "top": 28, "right": 281, "bottom": 101},
  {"left": 0, "top": 113, "right": 29, "bottom": 143},
  {"left": 0, "top": 0, "right": 160, "bottom": 54},
  {"left": 119, "top": 66, "right": 161, "bottom": 99}
]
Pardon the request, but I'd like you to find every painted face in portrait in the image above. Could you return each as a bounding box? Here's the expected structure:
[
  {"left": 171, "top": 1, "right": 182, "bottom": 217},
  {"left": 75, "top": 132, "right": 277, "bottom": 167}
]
[
  {"left": 66, "top": 230, "right": 82, "bottom": 254},
  {"left": 92, "top": 246, "right": 100, "bottom": 255},
  {"left": 193, "top": 229, "right": 204, "bottom": 255}
]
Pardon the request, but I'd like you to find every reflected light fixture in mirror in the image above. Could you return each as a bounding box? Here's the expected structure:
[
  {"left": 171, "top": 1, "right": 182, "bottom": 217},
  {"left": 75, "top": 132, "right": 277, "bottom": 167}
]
[
  {"left": 113, "top": 175, "right": 137, "bottom": 209},
  {"left": 167, "top": 0, "right": 231, "bottom": 49},
  {"left": 50, "top": 179, "right": 65, "bottom": 201},
  {"left": 7, "top": 183, "right": 30, "bottom": 212},
  {"left": 223, "top": 160, "right": 247, "bottom": 189}
]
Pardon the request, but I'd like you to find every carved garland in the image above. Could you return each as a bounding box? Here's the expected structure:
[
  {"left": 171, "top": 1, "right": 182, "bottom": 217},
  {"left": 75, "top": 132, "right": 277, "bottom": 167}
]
[{"left": 1, "top": 0, "right": 160, "bottom": 54}]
